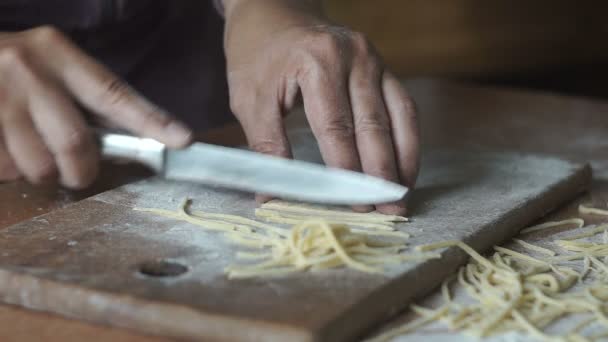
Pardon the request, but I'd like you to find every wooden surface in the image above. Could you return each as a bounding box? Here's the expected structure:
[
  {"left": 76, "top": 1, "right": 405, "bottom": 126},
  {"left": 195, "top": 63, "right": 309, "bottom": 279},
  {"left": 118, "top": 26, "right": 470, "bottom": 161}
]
[
  {"left": 0, "top": 140, "right": 590, "bottom": 341},
  {"left": 374, "top": 191, "right": 608, "bottom": 341},
  {"left": 1, "top": 78, "right": 608, "bottom": 341},
  {"left": 324, "top": 0, "right": 608, "bottom": 77}
]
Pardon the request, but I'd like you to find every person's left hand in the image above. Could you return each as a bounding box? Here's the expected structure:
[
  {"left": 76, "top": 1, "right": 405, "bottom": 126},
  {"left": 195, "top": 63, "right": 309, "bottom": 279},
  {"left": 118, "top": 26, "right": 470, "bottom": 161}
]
[{"left": 222, "top": 0, "right": 419, "bottom": 215}]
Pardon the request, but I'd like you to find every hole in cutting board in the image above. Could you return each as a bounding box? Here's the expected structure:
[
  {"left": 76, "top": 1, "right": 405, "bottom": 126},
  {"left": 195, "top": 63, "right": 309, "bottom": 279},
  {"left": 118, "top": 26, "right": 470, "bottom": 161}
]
[{"left": 138, "top": 259, "right": 188, "bottom": 277}]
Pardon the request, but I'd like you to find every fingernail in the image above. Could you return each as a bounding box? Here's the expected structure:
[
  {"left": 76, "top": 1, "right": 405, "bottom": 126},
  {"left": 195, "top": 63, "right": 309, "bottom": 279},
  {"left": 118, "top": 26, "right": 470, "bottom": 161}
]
[
  {"left": 165, "top": 121, "right": 193, "bottom": 147},
  {"left": 377, "top": 202, "right": 407, "bottom": 216}
]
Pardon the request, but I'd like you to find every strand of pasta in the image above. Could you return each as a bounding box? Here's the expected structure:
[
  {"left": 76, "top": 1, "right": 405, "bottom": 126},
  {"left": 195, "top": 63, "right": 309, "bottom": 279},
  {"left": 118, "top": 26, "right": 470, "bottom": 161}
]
[
  {"left": 190, "top": 209, "right": 288, "bottom": 237},
  {"left": 134, "top": 206, "right": 253, "bottom": 234},
  {"left": 513, "top": 238, "right": 557, "bottom": 257},
  {"left": 255, "top": 208, "right": 396, "bottom": 231},
  {"left": 261, "top": 200, "right": 409, "bottom": 222},
  {"left": 560, "top": 224, "right": 608, "bottom": 241},
  {"left": 350, "top": 228, "right": 410, "bottom": 238},
  {"left": 493, "top": 246, "right": 552, "bottom": 267},
  {"left": 520, "top": 219, "right": 585, "bottom": 235},
  {"left": 374, "top": 212, "right": 608, "bottom": 342},
  {"left": 579, "top": 204, "right": 608, "bottom": 216}
]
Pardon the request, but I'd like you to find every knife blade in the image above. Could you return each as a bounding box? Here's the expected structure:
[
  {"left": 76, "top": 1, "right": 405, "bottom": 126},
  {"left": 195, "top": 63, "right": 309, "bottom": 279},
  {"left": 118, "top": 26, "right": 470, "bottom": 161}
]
[{"left": 99, "top": 133, "right": 408, "bottom": 205}]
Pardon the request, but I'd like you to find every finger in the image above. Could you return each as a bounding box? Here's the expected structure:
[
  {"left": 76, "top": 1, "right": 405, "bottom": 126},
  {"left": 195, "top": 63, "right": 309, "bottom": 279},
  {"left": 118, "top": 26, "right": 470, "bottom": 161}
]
[
  {"left": 349, "top": 62, "right": 404, "bottom": 215},
  {"left": 299, "top": 64, "right": 373, "bottom": 212},
  {"left": 230, "top": 90, "right": 292, "bottom": 204},
  {"left": 26, "top": 76, "right": 99, "bottom": 189},
  {"left": 1, "top": 109, "right": 57, "bottom": 184},
  {"left": 29, "top": 27, "right": 192, "bottom": 148},
  {"left": 382, "top": 71, "right": 420, "bottom": 192},
  {"left": 0, "top": 134, "right": 20, "bottom": 181}
]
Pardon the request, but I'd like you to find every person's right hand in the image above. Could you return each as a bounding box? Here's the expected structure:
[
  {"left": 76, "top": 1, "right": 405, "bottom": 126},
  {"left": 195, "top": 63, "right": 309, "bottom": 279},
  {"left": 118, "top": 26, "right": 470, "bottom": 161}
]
[{"left": 0, "top": 26, "right": 192, "bottom": 189}]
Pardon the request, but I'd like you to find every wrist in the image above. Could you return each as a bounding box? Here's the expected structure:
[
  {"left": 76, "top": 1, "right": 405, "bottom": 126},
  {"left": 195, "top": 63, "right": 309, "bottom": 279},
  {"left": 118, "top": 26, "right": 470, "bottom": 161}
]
[{"left": 222, "top": 0, "right": 325, "bottom": 29}]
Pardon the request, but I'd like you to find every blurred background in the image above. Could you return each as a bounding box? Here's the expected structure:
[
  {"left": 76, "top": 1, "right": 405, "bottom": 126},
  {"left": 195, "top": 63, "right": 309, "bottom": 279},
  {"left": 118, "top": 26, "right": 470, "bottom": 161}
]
[{"left": 324, "top": 0, "right": 608, "bottom": 98}]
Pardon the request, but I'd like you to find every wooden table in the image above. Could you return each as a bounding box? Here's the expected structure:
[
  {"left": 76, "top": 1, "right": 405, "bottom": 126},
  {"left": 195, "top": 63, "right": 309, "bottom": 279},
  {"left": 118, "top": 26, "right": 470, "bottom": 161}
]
[{"left": 1, "top": 78, "right": 607, "bottom": 341}]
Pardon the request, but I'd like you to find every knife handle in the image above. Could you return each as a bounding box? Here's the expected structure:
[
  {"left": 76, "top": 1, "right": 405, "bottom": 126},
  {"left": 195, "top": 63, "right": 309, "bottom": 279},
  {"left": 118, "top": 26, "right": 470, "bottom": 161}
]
[{"left": 98, "top": 132, "right": 166, "bottom": 172}]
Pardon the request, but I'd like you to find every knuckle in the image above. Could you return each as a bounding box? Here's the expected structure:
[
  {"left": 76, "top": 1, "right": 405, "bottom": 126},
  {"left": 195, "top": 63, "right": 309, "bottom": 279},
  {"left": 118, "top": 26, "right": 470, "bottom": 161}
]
[
  {"left": 250, "top": 140, "right": 290, "bottom": 157},
  {"left": 394, "top": 92, "right": 419, "bottom": 128},
  {"left": 28, "top": 26, "right": 65, "bottom": 46},
  {"left": 305, "top": 32, "right": 343, "bottom": 62},
  {"left": 55, "top": 129, "right": 92, "bottom": 155},
  {"left": 300, "top": 54, "right": 328, "bottom": 78},
  {"left": 367, "top": 161, "right": 396, "bottom": 178},
  {"left": 355, "top": 116, "right": 391, "bottom": 135},
  {"left": 98, "top": 76, "right": 134, "bottom": 108},
  {"left": 313, "top": 31, "right": 342, "bottom": 51},
  {"left": 320, "top": 116, "right": 355, "bottom": 139},
  {"left": 0, "top": 46, "right": 38, "bottom": 86},
  {"left": 350, "top": 31, "right": 372, "bottom": 54},
  {"left": 351, "top": 72, "right": 373, "bottom": 91},
  {"left": 349, "top": 31, "right": 367, "bottom": 46},
  {"left": 0, "top": 45, "right": 29, "bottom": 68}
]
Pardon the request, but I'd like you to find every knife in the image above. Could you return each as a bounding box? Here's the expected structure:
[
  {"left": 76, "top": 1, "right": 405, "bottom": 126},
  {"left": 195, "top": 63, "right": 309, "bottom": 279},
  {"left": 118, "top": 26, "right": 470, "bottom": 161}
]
[{"left": 99, "top": 132, "right": 408, "bottom": 205}]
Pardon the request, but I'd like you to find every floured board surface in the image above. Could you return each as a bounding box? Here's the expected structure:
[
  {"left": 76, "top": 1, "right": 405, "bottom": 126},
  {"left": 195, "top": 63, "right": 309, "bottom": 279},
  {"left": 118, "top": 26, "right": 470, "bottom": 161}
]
[{"left": 0, "top": 131, "right": 591, "bottom": 342}]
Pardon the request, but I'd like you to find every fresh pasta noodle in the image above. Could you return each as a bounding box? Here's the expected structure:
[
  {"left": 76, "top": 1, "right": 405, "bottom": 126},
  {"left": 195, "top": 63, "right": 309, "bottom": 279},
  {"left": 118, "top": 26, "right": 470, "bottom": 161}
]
[
  {"left": 520, "top": 218, "right": 585, "bottom": 235},
  {"left": 255, "top": 208, "right": 396, "bottom": 231},
  {"left": 371, "top": 216, "right": 608, "bottom": 342},
  {"left": 579, "top": 204, "right": 608, "bottom": 216},
  {"left": 136, "top": 199, "right": 425, "bottom": 279},
  {"left": 260, "top": 200, "right": 409, "bottom": 222},
  {"left": 513, "top": 238, "right": 556, "bottom": 257},
  {"left": 560, "top": 224, "right": 608, "bottom": 241}
]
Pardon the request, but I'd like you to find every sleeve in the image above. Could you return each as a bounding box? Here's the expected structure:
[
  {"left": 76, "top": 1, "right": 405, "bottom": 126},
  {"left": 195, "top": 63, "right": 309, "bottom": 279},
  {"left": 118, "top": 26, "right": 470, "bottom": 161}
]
[{"left": 213, "top": 0, "right": 225, "bottom": 17}]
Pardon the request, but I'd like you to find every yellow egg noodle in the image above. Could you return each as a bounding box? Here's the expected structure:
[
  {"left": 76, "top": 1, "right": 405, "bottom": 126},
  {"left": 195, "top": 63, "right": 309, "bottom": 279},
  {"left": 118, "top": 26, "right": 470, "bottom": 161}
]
[
  {"left": 520, "top": 218, "right": 585, "bottom": 235},
  {"left": 579, "top": 204, "right": 608, "bottom": 216},
  {"left": 134, "top": 199, "right": 439, "bottom": 279},
  {"left": 513, "top": 238, "right": 557, "bottom": 257},
  {"left": 260, "top": 200, "right": 409, "bottom": 222},
  {"left": 370, "top": 204, "right": 608, "bottom": 342}
]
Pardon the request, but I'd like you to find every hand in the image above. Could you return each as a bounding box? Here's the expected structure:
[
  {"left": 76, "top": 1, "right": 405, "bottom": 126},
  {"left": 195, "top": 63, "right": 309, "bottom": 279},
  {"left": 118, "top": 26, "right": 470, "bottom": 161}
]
[
  {"left": 223, "top": 0, "right": 419, "bottom": 214},
  {"left": 0, "top": 26, "right": 192, "bottom": 189}
]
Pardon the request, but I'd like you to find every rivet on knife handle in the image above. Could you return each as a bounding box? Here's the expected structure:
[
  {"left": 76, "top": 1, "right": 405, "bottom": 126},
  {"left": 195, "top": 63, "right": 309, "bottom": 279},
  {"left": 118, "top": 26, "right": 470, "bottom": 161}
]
[{"left": 98, "top": 132, "right": 166, "bottom": 172}]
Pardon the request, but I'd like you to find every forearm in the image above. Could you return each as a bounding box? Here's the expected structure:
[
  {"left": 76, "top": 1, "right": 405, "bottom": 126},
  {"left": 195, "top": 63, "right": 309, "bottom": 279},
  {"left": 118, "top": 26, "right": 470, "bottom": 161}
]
[
  {"left": 222, "top": 0, "right": 323, "bottom": 17},
  {"left": 221, "top": 0, "right": 328, "bottom": 62}
]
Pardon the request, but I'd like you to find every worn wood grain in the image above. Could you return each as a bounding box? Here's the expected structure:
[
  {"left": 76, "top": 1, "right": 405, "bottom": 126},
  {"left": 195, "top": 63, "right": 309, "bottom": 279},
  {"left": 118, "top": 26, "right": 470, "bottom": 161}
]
[
  {"left": 1, "top": 79, "right": 608, "bottom": 340},
  {"left": 0, "top": 138, "right": 591, "bottom": 341}
]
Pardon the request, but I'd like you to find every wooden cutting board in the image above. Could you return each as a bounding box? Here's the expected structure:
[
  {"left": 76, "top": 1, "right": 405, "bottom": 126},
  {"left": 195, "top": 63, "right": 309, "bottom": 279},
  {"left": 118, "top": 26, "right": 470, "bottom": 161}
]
[{"left": 0, "top": 130, "right": 591, "bottom": 342}]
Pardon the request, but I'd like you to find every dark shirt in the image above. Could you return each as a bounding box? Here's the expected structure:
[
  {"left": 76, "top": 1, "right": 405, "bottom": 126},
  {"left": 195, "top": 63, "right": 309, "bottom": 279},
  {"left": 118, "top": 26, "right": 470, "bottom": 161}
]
[{"left": 0, "top": 0, "right": 232, "bottom": 131}]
